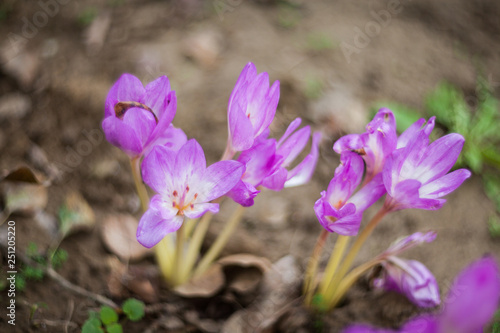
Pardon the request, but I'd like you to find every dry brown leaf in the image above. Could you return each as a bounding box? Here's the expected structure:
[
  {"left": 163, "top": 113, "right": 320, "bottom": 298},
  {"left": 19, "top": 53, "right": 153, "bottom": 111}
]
[
  {"left": 218, "top": 253, "right": 272, "bottom": 272},
  {"left": 174, "top": 263, "right": 225, "bottom": 298},
  {"left": 0, "top": 166, "right": 49, "bottom": 224},
  {"left": 101, "top": 214, "right": 152, "bottom": 261}
]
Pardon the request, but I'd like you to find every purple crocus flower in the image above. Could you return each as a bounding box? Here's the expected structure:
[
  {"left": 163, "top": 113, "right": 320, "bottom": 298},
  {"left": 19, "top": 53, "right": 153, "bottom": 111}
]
[
  {"left": 343, "top": 256, "right": 500, "bottom": 333},
  {"left": 383, "top": 117, "right": 471, "bottom": 211},
  {"left": 137, "top": 139, "right": 244, "bottom": 248},
  {"left": 334, "top": 108, "right": 397, "bottom": 183},
  {"left": 384, "top": 231, "right": 437, "bottom": 257},
  {"left": 262, "top": 118, "right": 321, "bottom": 190},
  {"left": 374, "top": 257, "right": 440, "bottom": 308},
  {"left": 372, "top": 231, "right": 440, "bottom": 308},
  {"left": 227, "top": 118, "right": 321, "bottom": 207},
  {"left": 226, "top": 62, "right": 280, "bottom": 154},
  {"left": 102, "top": 73, "right": 187, "bottom": 158},
  {"left": 314, "top": 151, "right": 386, "bottom": 235}
]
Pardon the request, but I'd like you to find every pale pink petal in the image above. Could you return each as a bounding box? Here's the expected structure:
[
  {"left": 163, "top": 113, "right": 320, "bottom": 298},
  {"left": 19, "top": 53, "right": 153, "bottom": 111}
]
[
  {"left": 147, "top": 91, "right": 177, "bottom": 149},
  {"left": 143, "top": 75, "right": 171, "bottom": 119},
  {"left": 197, "top": 160, "right": 245, "bottom": 202},
  {"left": 141, "top": 146, "right": 177, "bottom": 194},
  {"left": 136, "top": 207, "right": 183, "bottom": 248},
  {"left": 102, "top": 116, "right": 143, "bottom": 157},
  {"left": 174, "top": 139, "right": 207, "bottom": 186},
  {"left": 419, "top": 169, "right": 471, "bottom": 199},
  {"left": 226, "top": 180, "right": 260, "bottom": 207},
  {"left": 228, "top": 102, "right": 254, "bottom": 151},
  {"left": 285, "top": 132, "right": 321, "bottom": 187},
  {"left": 414, "top": 134, "right": 465, "bottom": 183},
  {"left": 122, "top": 107, "right": 156, "bottom": 147},
  {"left": 277, "top": 126, "right": 310, "bottom": 167}
]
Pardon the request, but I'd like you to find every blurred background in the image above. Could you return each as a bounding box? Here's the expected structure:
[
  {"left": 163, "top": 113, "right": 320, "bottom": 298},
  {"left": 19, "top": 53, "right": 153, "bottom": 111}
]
[{"left": 1, "top": 0, "right": 500, "bottom": 331}]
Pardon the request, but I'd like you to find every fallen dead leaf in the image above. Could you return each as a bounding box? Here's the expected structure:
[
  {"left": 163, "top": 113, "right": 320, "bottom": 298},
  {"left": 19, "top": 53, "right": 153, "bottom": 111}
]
[
  {"left": 174, "top": 263, "right": 225, "bottom": 298},
  {"left": 221, "top": 255, "right": 301, "bottom": 333},
  {"left": 0, "top": 166, "right": 49, "bottom": 224},
  {"left": 100, "top": 214, "right": 152, "bottom": 261}
]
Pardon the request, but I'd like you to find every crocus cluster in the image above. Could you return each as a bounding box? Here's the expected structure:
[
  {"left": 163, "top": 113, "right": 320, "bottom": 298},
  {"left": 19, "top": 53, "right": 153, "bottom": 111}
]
[
  {"left": 315, "top": 109, "right": 472, "bottom": 236},
  {"left": 102, "top": 63, "right": 320, "bottom": 250},
  {"left": 344, "top": 256, "right": 500, "bottom": 333},
  {"left": 307, "top": 109, "right": 473, "bottom": 312}
]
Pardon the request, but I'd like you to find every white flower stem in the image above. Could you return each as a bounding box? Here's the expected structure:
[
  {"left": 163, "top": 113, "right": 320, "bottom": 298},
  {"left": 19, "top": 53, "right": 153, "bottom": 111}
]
[
  {"left": 193, "top": 204, "right": 246, "bottom": 277},
  {"left": 179, "top": 213, "right": 214, "bottom": 283}
]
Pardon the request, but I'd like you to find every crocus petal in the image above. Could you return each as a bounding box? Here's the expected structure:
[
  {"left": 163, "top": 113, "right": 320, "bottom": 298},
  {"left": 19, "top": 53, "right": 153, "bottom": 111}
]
[
  {"left": 384, "top": 231, "right": 437, "bottom": 257},
  {"left": 262, "top": 80, "right": 280, "bottom": 134},
  {"left": 184, "top": 202, "right": 219, "bottom": 219},
  {"left": 441, "top": 256, "right": 500, "bottom": 332},
  {"left": 386, "top": 179, "right": 444, "bottom": 211},
  {"left": 239, "top": 139, "right": 279, "bottom": 186},
  {"left": 198, "top": 160, "right": 245, "bottom": 202},
  {"left": 419, "top": 169, "right": 471, "bottom": 200},
  {"left": 141, "top": 145, "right": 177, "bottom": 194},
  {"left": 147, "top": 91, "right": 177, "bottom": 149},
  {"left": 261, "top": 167, "right": 288, "bottom": 191},
  {"left": 136, "top": 207, "right": 183, "bottom": 248},
  {"left": 285, "top": 132, "right": 321, "bottom": 187},
  {"left": 226, "top": 180, "right": 260, "bottom": 207},
  {"left": 174, "top": 139, "right": 207, "bottom": 185},
  {"left": 348, "top": 173, "right": 386, "bottom": 212},
  {"left": 102, "top": 116, "right": 143, "bottom": 156},
  {"left": 143, "top": 124, "right": 187, "bottom": 158},
  {"left": 246, "top": 72, "right": 270, "bottom": 133},
  {"left": 401, "top": 315, "right": 439, "bottom": 333},
  {"left": 277, "top": 117, "right": 302, "bottom": 147},
  {"left": 377, "top": 258, "right": 440, "bottom": 308},
  {"left": 326, "top": 152, "right": 364, "bottom": 206},
  {"left": 143, "top": 75, "right": 171, "bottom": 119},
  {"left": 122, "top": 107, "right": 157, "bottom": 147},
  {"left": 277, "top": 126, "right": 311, "bottom": 167},
  {"left": 228, "top": 62, "right": 257, "bottom": 107},
  {"left": 104, "top": 73, "right": 145, "bottom": 117},
  {"left": 315, "top": 199, "right": 361, "bottom": 235},
  {"left": 228, "top": 102, "right": 254, "bottom": 151},
  {"left": 333, "top": 134, "right": 363, "bottom": 154},
  {"left": 413, "top": 134, "right": 465, "bottom": 184},
  {"left": 396, "top": 118, "right": 426, "bottom": 149}
]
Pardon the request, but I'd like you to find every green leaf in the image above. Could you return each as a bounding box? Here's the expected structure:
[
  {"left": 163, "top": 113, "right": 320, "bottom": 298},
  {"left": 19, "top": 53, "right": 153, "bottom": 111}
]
[
  {"left": 462, "top": 147, "right": 483, "bottom": 173},
  {"left": 105, "top": 323, "right": 123, "bottom": 333},
  {"left": 122, "top": 298, "right": 145, "bottom": 322},
  {"left": 100, "top": 306, "right": 118, "bottom": 325},
  {"left": 425, "top": 82, "right": 470, "bottom": 135},
  {"left": 371, "top": 101, "right": 421, "bottom": 134},
  {"left": 15, "top": 275, "right": 25, "bottom": 291},
  {"left": 489, "top": 216, "right": 500, "bottom": 238},
  {"left": 81, "top": 318, "right": 104, "bottom": 333},
  {"left": 51, "top": 248, "right": 68, "bottom": 269},
  {"left": 23, "top": 266, "right": 44, "bottom": 281}
]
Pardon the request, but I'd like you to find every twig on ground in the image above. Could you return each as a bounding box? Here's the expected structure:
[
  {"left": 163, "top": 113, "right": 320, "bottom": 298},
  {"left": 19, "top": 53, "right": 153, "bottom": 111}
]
[{"left": 1, "top": 244, "right": 119, "bottom": 309}]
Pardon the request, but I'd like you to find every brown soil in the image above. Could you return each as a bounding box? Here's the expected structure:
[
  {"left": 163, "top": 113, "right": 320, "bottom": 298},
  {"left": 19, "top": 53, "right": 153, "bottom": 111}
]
[{"left": 0, "top": 0, "right": 499, "bottom": 332}]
